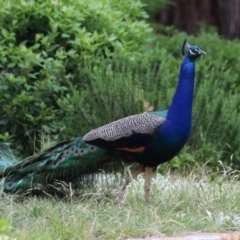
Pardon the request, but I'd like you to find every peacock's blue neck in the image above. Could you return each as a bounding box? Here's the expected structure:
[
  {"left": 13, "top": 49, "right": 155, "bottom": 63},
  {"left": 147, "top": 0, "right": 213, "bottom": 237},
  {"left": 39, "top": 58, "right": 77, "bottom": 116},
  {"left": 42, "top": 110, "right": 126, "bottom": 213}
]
[
  {"left": 166, "top": 56, "right": 195, "bottom": 128},
  {"left": 139, "top": 52, "right": 199, "bottom": 167},
  {"left": 137, "top": 53, "right": 199, "bottom": 167}
]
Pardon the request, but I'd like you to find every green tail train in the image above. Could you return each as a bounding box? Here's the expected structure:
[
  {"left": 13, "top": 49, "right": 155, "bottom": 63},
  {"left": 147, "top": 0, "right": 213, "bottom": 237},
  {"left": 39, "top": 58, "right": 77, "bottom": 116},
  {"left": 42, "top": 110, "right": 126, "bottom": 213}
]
[{"left": 0, "top": 137, "right": 124, "bottom": 193}]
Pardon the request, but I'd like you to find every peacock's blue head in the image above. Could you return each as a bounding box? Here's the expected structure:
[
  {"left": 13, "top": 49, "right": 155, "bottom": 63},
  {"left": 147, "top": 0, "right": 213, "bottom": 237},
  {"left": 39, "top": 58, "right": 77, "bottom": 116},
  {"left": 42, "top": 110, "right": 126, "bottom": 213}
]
[{"left": 181, "top": 39, "right": 206, "bottom": 61}]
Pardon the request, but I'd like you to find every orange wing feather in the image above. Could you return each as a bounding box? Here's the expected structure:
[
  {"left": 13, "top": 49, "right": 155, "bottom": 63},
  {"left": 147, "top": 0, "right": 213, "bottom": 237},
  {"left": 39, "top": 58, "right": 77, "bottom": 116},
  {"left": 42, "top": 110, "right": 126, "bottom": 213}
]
[{"left": 116, "top": 146, "right": 146, "bottom": 153}]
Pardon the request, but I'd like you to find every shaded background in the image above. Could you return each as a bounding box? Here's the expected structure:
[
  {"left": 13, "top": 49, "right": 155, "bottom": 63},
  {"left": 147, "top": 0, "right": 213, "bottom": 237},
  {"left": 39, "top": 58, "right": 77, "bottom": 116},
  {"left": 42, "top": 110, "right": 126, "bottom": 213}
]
[{"left": 150, "top": 0, "right": 240, "bottom": 40}]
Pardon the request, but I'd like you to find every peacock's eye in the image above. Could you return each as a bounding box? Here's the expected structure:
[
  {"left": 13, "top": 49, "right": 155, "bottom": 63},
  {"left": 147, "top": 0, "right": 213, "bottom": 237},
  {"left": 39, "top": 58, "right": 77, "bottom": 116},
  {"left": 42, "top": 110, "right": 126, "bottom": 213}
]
[{"left": 189, "top": 49, "right": 196, "bottom": 55}]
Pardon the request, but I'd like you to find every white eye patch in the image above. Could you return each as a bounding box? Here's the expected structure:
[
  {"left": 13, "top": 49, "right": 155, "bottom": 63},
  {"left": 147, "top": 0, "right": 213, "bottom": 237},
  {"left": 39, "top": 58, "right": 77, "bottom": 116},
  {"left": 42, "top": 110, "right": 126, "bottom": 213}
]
[{"left": 189, "top": 49, "right": 196, "bottom": 55}]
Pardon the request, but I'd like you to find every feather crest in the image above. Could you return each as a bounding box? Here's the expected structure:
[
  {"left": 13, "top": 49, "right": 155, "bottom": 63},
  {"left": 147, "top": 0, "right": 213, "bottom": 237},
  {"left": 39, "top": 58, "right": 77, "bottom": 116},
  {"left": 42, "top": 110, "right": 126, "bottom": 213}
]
[{"left": 181, "top": 39, "right": 191, "bottom": 56}]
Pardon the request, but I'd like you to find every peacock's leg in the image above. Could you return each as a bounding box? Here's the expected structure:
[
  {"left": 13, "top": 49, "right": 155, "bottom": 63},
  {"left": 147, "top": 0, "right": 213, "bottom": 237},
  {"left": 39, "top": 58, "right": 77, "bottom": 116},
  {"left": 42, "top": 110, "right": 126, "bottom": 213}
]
[
  {"left": 116, "top": 164, "right": 145, "bottom": 201},
  {"left": 144, "top": 167, "right": 155, "bottom": 204}
]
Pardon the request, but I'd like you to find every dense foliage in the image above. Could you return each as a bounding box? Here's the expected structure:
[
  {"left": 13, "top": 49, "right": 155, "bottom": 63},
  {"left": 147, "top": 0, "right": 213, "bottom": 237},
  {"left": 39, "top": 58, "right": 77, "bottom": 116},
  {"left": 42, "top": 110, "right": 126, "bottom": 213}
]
[{"left": 0, "top": 0, "right": 151, "bottom": 153}]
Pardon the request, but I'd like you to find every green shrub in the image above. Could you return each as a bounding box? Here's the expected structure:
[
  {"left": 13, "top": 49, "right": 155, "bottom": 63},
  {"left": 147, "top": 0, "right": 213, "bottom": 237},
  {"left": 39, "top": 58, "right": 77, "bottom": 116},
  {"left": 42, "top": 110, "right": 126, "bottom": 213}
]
[
  {"left": 0, "top": 0, "right": 151, "bottom": 155},
  {"left": 57, "top": 52, "right": 170, "bottom": 137}
]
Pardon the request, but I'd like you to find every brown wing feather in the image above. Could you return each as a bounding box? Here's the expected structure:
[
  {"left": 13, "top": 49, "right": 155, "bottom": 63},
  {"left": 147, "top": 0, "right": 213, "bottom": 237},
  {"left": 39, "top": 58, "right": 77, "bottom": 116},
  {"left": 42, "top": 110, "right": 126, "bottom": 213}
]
[{"left": 83, "top": 112, "right": 165, "bottom": 142}]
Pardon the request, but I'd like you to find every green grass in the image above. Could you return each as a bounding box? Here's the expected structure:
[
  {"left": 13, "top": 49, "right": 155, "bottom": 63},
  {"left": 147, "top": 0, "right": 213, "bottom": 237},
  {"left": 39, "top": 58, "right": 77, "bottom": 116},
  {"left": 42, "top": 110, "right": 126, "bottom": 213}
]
[{"left": 1, "top": 168, "right": 240, "bottom": 240}]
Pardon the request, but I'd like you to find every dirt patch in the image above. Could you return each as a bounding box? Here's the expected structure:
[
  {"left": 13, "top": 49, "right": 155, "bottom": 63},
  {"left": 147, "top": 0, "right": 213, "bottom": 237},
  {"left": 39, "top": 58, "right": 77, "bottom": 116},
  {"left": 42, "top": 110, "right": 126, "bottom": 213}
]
[{"left": 127, "top": 232, "right": 240, "bottom": 240}]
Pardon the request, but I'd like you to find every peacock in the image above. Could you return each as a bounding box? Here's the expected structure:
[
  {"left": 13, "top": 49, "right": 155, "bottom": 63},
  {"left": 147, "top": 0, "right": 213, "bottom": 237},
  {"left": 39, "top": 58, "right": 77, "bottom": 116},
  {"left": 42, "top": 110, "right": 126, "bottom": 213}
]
[{"left": 0, "top": 40, "right": 205, "bottom": 203}]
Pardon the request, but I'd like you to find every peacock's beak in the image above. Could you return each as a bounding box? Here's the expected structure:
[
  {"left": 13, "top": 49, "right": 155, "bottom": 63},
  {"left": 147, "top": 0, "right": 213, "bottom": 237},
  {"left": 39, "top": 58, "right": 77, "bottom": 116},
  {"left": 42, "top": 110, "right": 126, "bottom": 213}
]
[{"left": 199, "top": 50, "right": 206, "bottom": 55}]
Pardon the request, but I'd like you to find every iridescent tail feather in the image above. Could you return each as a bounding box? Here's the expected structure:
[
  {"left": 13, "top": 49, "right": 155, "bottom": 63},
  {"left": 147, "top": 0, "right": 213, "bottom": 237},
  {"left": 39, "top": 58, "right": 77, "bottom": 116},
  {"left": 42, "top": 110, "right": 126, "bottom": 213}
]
[{"left": 0, "top": 137, "right": 124, "bottom": 193}]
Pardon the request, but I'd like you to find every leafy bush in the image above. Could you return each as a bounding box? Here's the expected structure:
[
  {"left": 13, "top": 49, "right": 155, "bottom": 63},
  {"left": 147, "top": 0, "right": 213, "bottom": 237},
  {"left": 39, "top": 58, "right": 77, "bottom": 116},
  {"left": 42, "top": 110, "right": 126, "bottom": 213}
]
[{"left": 0, "top": 0, "right": 151, "bottom": 154}]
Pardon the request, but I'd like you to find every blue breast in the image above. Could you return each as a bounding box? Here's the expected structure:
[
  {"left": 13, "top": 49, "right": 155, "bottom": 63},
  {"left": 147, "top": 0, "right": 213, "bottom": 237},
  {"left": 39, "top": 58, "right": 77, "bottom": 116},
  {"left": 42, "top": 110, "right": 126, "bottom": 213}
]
[{"left": 138, "top": 56, "right": 195, "bottom": 167}]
